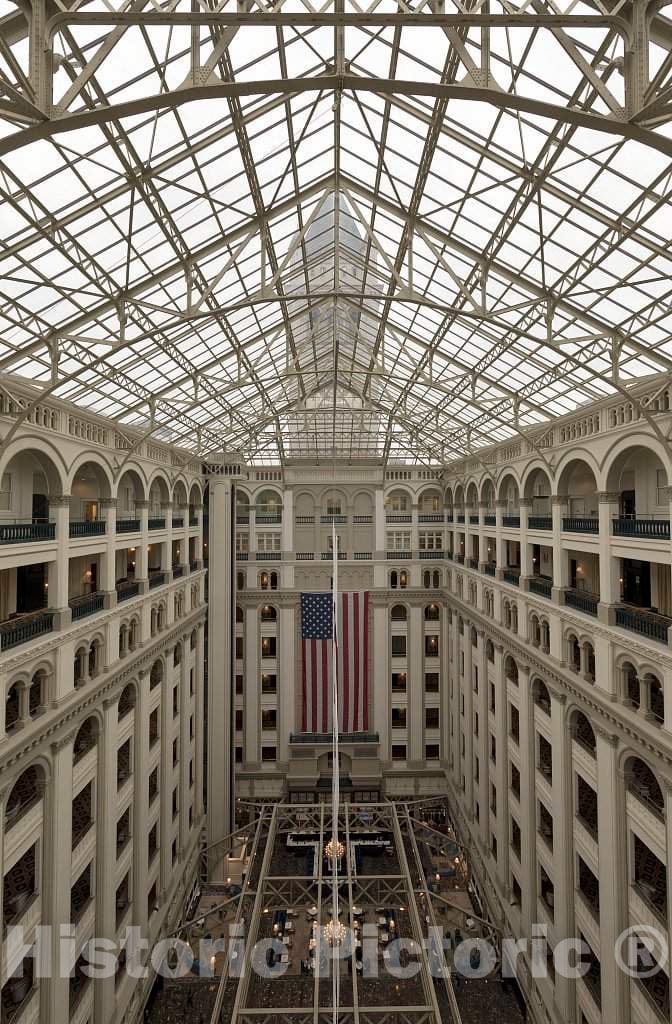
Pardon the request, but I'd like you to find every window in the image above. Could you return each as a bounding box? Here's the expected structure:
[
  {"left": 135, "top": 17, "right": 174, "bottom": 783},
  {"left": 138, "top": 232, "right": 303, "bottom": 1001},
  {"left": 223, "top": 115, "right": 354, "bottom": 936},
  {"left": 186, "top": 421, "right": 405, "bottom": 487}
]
[
  {"left": 424, "top": 635, "right": 439, "bottom": 657},
  {"left": 262, "top": 710, "right": 277, "bottom": 730},
  {"left": 261, "top": 746, "right": 276, "bottom": 762},
  {"left": 386, "top": 494, "right": 409, "bottom": 512},
  {"left": 392, "top": 707, "right": 407, "bottom": 729},
  {"left": 391, "top": 635, "right": 406, "bottom": 657},
  {"left": 261, "top": 674, "right": 277, "bottom": 693},
  {"left": 425, "top": 707, "right": 440, "bottom": 729},
  {"left": 387, "top": 531, "right": 411, "bottom": 551},
  {"left": 235, "top": 674, "right": 244, "bottom": 694},
  {"left": 391, "top": 672, "right": 407, "bottom": 693},
  {"left": 391, "top": 744, "right": 407, "bottom": 761},
  {"left": 509, "top": 705, "right": 520, "bottom": 744},
  {"left": 261, "top": 637, "right": 277, "bottom": 658},
  {"left": 148, "top": 767, "right": 159, "bottom": 803},
  {"left": 419, "top": 531, "right": 443, "bottom": 550},
  {"left": 425, "top": 672, "right": 439, "bottom": 692},
  {"left": 425, "top": 744, "right": 440, "bottom": 760},
  {"left": 511, "top": 762, "right": 521, "bottom": 799},
  {"left": 235, "top": 709, "right": 243, "bottom": 731},
  {"left": 235, "top": 637, "right": 244, "bottom": 659},
  {"left": 235, "top": 746, "right": 243, "bottom": 764},
  {"left": 235, "top": 532, "right": 249, "bottom": 553},
  {"left": 256, "top": 532, "right": 281, "bottom": 552}
]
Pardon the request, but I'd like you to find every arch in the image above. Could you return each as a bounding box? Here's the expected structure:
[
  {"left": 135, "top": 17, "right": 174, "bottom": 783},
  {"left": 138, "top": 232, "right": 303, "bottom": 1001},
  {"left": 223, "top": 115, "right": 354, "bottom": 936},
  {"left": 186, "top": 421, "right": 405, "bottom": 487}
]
[
  {"left": 236, "top": 605, "right": 244, "bottom": 623},
  {"left": 384, "top": 486, "right": 413, "bottom": 510},
  {"left": 5, "top": 681, "right": 21, "bottom": 733},
  {"left": 465, "top": 482, "right": 479, "bottom": 509},
  {"left": 236, "top": 489, "right": 251, "bottom": 513},
  {"left": 148, "top": 471, "right": 170, "bottom": 510},
  {"left": 522, "top": 465, "right": 552, "bottom": 504},
  {"left": 172, "top": 478, "right": 189, "bottom": 507},
  {"left": 115, "top": 466, "right": 147, "bottom": 508},
  {"left": 603, "top": 433, "right": 672, "bottom": 493},
  {"left": 504, "top": 654, "right": 518, "bottom": 685},
  {"left": 425, "top": 603, "right": 440, "bottom": 621},
  {"left": 623, "top": 755, "right": 665, "bottom": 818},
  {"left": 0, "top": 445, "right": 67, "bottom": 525},
  {"left": 67, "top": 452, "right": 114, "bottom": 498},
  {"left": 532, "top": 677, "right": 551, "bottom": 714},
  {"left": 256, "top": 488, "right": 283, "bottom": 513},
  {"left": 391, "top": 603, "right": 407, "bottom": 621},
  {"left": 118, "top": 683, "right": 137, "bottom": 720},
  {"left": 189, "top": 480, "right": 204, "bottom": 505},
  {"left": 497, "top": 471, "right": 520, "bottom": 507},
  {"left": 569, "top": 709, "right": 596, "bottom": 755},
  {"left": 149, "top": 658, "right": 164, "bottom": 690},
  {"left": 0, "top": 437, "right": 68, "bottom": 498},
  {"left": 486, "top": 638, "right": 495, "bottom": 663},
  {"left": 352, "top": 489, "right": 374, "bottom": 515},
  {"left": 418, "top": 486, "right": 442, "bottom": 513},
  {"left": 443, "top": 485, "right": 454, "bottom": 508},
  {"left": 555, "top": 452, "right": 600, "bottom": 498},
  {"left": 73, "top": 716, "right": 99, "bottom": 763},
  {"left": 6, "top": 763, "right": 46, "bottom": 830},
  {"left": 173, "top": 642, "right": 183, "bottom": 666},
  {"left": 453, "top": 484, "right": 465, "bottom": 508},
  {"left": 480, "top": 478, "right": 495, "bottom": 508},
  {"left": 260, "top": 604, "right": 278, "bottom": 623}
]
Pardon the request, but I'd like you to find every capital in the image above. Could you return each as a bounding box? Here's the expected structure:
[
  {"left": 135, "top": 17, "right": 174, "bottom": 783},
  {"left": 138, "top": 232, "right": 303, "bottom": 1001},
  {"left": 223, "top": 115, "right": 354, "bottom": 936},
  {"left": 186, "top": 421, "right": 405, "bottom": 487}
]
[
  {"left": 597, "top": 491, "right": 621, "bottom": 504},
  {"left": 48, "top": 494, "right": 72, "bottom": 508}
]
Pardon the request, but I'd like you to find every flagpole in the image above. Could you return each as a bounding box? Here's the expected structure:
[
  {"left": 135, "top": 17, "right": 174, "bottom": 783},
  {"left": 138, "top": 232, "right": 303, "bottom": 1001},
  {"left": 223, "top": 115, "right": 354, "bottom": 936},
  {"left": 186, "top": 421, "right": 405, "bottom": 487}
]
[{"left": 331, "top": 522, "right": 339, "bottom": 1024}]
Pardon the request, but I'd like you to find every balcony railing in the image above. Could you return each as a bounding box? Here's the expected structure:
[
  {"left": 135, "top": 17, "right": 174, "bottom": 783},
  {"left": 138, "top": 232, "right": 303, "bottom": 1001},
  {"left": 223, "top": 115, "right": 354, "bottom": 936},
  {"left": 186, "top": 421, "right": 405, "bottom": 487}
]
[
  {"left": 296, "top": 552, "right": 314, "bottom": 560},
  {"left": 116, "top": 580, "right": 139, "bottom": 602},
  {"left": 116, "top": 518, "right": 140, "bottom": 533},
  {"left": 386, "top": 514, "right": 411, "bottom": 523},
  {"left": 172, "top": 564, "right": 185, "bottom": 578},
  {"left": 529, "top": 577, "right": 552, "bottom": 599},
  {"left": 469, "top": 514, "right": 479, "bottom": 524},
  {"left": 419, "top": 513, "right": 443, "bottom": 522},
  {"left": 236, "top": 514, "right": 249, "bottom": 524},
  {"left": 503, "top": 569, "right": 520, "bottom": 586},
  {"left": 0, "top": 610, "right": 54, "bottom": 651},
  {"left": 321, "top": 551, "right": 346, "bottom": 560},
  {"left": 484, "top": 562, "right": 496, "bottom": 576},
  {"left": 320, "top": 514, "right": 346, "bottom": 524},
  {"left": 69, "top": 519, "right": 105, "bottom": 538},
  {"left": 256, "top": 513, "right": 282, "bottom": 524},
  {"left": 502, "top": 515, "right": 520, "bottom": 528},
  {"left": 419, "top": 550, "right": 444, "bottom": 559},
  {"left": 466, "top": 556, "right": 479, "bottom": 569},
  {"left": 236, "top": 551, "right": 248, "bottom": 560},
  {"left": 564, "top": 589, "right": 598, "bottom": 616},
  {"left": 484, "top": 514, "right": 496, "bottom": 526},
  {"left": 353, "top": 515, "right": 372, "bottom": 524},
  {"left": 69, "top": 592, "right": 104, "bottom": 620},
  {"left": 388, "top": 550, "right": 412, "bottom": 559},
  {"left": 615, "top": 605, "right": 671, "bottom": 644},
  {"left": 256, "top": 552, "right": 279, "bottom": 561},
  {"left": 456, "top": 514, "right": 465, "bottom": 523},
  {"left": 295, "top": 516, "right": 314, "bottom": 524},
  {"left": 563, "top": 516, "right": 599, "bottom": 534},
  {"left": 528, "top": 516, "right": 552, "bottom": 531},
  {"left": 172, "top": 517, "right": 184, "bottom": 529},
  {"left": 0, "top": 522, "right": 55, "bottom": 544},
  {"left": 148, "top": 517, "right": 165, "bottom": 530},
  {"left": 446, "top": 514, "right": 454, "bottom": 523},
  {"left": 190, "top": 559, "right": 198, "bottom": 572},
  {"left": 190, "top": 516, "right": 198, "bottom": 527},
  {"left": 613, "top": 517, "right": 670, "bottom": 540},
  {"left": 354, "top": 552, "right": 372, "bottom": 560},
  {"left": 148, "top": 571, "right": 167, "bottom": 589}
]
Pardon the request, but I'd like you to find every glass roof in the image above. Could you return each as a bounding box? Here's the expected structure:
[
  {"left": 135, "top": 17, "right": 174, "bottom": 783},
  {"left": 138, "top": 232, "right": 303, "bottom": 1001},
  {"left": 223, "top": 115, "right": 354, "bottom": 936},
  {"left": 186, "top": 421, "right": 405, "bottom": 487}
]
[{"left": 1, "top": 0, "right": 672, "bottom": 464}]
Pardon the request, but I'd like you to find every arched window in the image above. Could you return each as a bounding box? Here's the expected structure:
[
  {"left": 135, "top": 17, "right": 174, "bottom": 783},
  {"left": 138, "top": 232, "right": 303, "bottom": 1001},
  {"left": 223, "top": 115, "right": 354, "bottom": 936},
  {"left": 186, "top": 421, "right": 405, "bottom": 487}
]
[
  {"left": 390, "top": 571, "right": 398, "bottom": 590},
  {"left": 270, "top": 571, "right": 278, "bottom": 590},
  {"left": 236, "top": 606, "right": 243, "bottom": 623},
  {"left": 260, "top": 572, "right": 269, "bottom": 590},
  {"left": 568, "top": 634, "right": 581, "bottom": 673},
  {"left": 570, "top": 710, "right": 596, "bottom": 756},
  {"left": 625, "top": 757, "right": 664, "bottom": 818},
  {"left": 504, "top": 655, "right": 518, "bottom": 686},
  {"left": 647, "top": 674, "right": 664, "bottom": 725},
  {"left": 399, "top": 571, "right": 408, "bottom": 589},
  {"left": 6, "top": 683, "right": 20, "bottom": 733},
  {"left": 391, "top": 604, "right": 407, "bottom": 621},
  {"left": 6, "top": 765, "right": 45, "bottom": 830},
  {"left": 74, "top": 646, "right": 88, "bottom": 687},
  {"left": 583, "top": 642, "right": 595, "bottom": 681},
  {"left": 423, "top": 570, "right": 431, "bottom": 589},
  {"left": 532, "top": 678, "right": 551, "bottom": 715},
  {"left": 237, "top": 571, "right": 245, "bottom": 591},
  {"left": 471, "top": 626, "right": 478, "bottom": 647},
  {"left": 261, "top": 605, "right": 277, "bottom": 622},
  {"left": 432, "top": 571, "right": 440, "bottom": 588},
  {"left": 74, "top": 718, "right": 98, "bottom": 764},
  {"left": 486, "top": 639, "right": 494, "bottom": 663},
  {"left": 425, "top": 604, "right": 440, "bottom": 621},
  {"left": 28, "top": 670, "right": 47, "bottom": 717},
  {"left": 173, "top": 644, "right": 182, "bottom": 667},
  {"left": 157, "top": 602, "right": 166, "bottom": 630},
  {"left": 622, "top": 661, "right": 640, "bottom": 708},
  {"left": 118, "top": 684, "right": 136, "bottom": 721},
  {"left": 88, "top": 640, "right": 102, "bottom": 678},
  {"left": 530, "top": 614, "right": 540, "bottom": 646},
  {"left": 150, "top": 606, "right": 158, "bottom": 636},
  {"left": 150, "top": 660, "right": 163, "bottom": 690},
  {"left": 190, "top": 629, "right": 197, "bottom": 651}
]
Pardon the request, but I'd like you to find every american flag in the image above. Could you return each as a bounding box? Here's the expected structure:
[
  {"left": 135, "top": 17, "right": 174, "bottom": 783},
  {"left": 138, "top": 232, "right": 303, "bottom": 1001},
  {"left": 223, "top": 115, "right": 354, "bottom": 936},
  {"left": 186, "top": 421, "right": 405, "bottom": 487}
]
[{"left": 300, "top": 591, "right": 370, "bottom": 734}]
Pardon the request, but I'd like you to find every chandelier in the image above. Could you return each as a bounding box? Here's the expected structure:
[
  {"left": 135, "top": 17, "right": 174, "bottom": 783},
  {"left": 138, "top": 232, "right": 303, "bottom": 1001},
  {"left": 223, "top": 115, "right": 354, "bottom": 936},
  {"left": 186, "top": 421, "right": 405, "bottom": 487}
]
[
  {"left": 325, "top": 836, "right": 345, "bottom": 861},
  {"left": 325, "top": 918, "right": 346, "bottom": 946}
]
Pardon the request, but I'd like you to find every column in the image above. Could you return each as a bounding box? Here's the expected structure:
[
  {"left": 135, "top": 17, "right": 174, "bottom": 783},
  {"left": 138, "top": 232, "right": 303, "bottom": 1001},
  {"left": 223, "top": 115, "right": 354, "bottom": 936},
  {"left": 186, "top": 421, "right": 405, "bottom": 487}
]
[
  {"left": 179, "top": 502, "right": 190, "bottom": 571},
  {"left": 551, "top": 493, "right": 569, "bottom": 603},
  {"left": 595, "top": 727, "right": 629, "bottom": 1024},
  {"left": 598, "top": 491, "right": 621, "bottom": 623},
  {"left": 374, "top": 487, "right": 385, "bottom": 558},
  {"left": 192, "top": 502, "right": 203, "bottom": 567},
  {"left": 161, "top": 502, "right": 173, "bottom": 576},
  {"left": 94, "top": 698, "right": 118, "bottom": 1024},
  {"left": 248, "top": 505, "right": 257, "bottom": 558},
  {"left": 517, "top": 663, "right": 536, "bottom": 940},
  {"left": 160, "top": 645, "right": 175, "bottom": 896},
  {"left": 207, "top": 475, "right": 235, "bottom": 844},
  {"left": 519, "top": 498, "right": 532, "bottom": 586},
  {"left": 495, "top": 499, "right": 506, "bottom": 580},
  {"left": 133, "top": 668, "right": 150, "bottom": 937},
  {"left": 278, "top": 604, "right": 295, "bottom": 767},
  {"left": 135, "top": 499, "right": 150, "bottom": 593},
  {"left": 478, "top": 501, "right": 487, "bottom": 571},
  {"left": 477, "top": 630, "right": 489, "bottom": 850},
  {"left": 408, "top": 603, "right": 424, "bottom": 766},
  {"left": 244, "top": 605, "right": 260, "bottom": 768},
  {"left": 440, "top": 603, "right": 451, "bottom": 764},
  {"left": 462, "top": 622, "right": 474, "bottom": 810},
  {"left": 178, "top": 641, "right": 191, "bottom": 878},
  {"left": 664, "top": 782, "right": 672, "bottom": 1024},
  {"left": 48, "top": 494, "right": 72, "bottom": 628},
  {"left": 373, "top": 602, "right": 390, "bottom": 761},
  {"left": 43, "top": 732, "right": 75, "bottom": 1023},
  {"left": 411, "top": 502, "right": 419, "bottom": 555},
  {"left": 493, "top": 644, "right": 510, "bottom": 894},
  {"left": 194, "top": 622, "right": 205, "bottom": 818},
  {"left": 550, "top": 691, "right": 575, "bottom": 1022},
  {"left": 100, "top": 497, "right": 118, "bottom": 609}
]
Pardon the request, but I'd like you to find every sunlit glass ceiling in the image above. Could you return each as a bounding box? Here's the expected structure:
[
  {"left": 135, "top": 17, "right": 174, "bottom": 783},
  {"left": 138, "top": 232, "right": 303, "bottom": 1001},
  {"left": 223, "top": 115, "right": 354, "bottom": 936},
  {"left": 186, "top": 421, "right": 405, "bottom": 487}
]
[{"left": 1, "top": 0, "right": 672, "bottom": 466}]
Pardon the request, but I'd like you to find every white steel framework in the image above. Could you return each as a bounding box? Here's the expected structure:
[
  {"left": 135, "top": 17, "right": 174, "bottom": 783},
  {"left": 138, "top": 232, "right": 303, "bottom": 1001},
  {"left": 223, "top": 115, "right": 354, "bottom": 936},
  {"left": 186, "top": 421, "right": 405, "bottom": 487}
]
[{"left": 1, "top": 0, "right": 672, "bottom": 464}]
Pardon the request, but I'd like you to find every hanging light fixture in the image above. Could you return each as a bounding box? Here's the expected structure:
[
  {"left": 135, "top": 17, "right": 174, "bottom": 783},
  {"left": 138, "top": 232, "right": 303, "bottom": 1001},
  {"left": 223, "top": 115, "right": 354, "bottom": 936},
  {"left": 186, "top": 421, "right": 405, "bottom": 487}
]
[
  {"left": 325, "top": 918, "right": 346, "bottom": 946},
  {"left": 324, "top": 836, "right": 345, "bottom": 861}
]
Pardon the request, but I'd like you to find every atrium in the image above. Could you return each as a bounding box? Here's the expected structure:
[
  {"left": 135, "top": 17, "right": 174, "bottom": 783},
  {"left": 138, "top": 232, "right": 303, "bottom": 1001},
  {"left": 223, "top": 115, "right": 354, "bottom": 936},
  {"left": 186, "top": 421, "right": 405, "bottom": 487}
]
[{"left": 1, "top": 2, "right": 672, "bottom": 1024}]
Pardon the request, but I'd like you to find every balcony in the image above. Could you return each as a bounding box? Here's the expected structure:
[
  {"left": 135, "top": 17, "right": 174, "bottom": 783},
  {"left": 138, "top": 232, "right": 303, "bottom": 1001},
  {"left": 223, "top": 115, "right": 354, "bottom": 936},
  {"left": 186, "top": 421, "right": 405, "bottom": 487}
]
[
  {"left": 0, "top": 522, "right": 55, "bottom": 544},
  {"left": 148, "top": 570, "right": 167, "bottom": 589},
  {"left": 190, "top": 516, "right": 198, "bottom": 527},
  {"left": 419, "top": 513, "right": 443, "bottom": 523},
  {"left": 564, "top": 589, "right": 598, "bottom": 616},
  {"left": 563, "top": 516, "right": 599, "bottom": 534},
  {"left": 256, "top": 513, "right": 282, "bottom": 524},
  {"left": 420, "top": 550, "right": 444, "bottom": 559},
  {"left": 321, "top": 551, "right": 346, "bottom": 560},
  {"left": 484, "top": 514, "right": 496, "bottom": 526},
  {"left": 0, "top": 610, "right": 54, "bottom": 651},
  {"left": 295, "top": 515, "right": 314, "bottom": 524},
  {"left": 483, "top": 562, "right": 496, "bottom": 576},
  {"left": 387, "top": 550, "right": 412, "bottom": 559},
  {"left": 613, "top": 517, "right": 670, "bottom": 540},
  {"left": 256, "top": 552, "right": 279, "bottom": 561},
  {"left": 503, "top": 569, "right": 520, "bottom": 586},
  {"left": 528, "top": 516, "right": 552, "bottom": 531},
  {"left": 502, "top": 515, "right": 520, "bottom": 528},
  {"left": 296, "top": 552, "right": 314, "bottom": 560},
  {"left": 353, "top": 515, "right": 372, "bottom": 524},
  {"left": 69, "top": 519, "right": 105, "bottom": 538},
  {"left": 172, "top": 564, "right": 185, "bottom": 579},
  {"left": 172, "top": 517, "right": 184, "bottom": 529},
  {"left": 148, "top": 517, "right": 165, "bottom": 530},
  {"left": 529, "top": 576, "right": 552, "bottom": 599},
  {"left": 454, "top": 552, "right": 464, "bottom": 565},
  {"left": 116, "top": 580, "right": 139, "bottom": 602},
  {"left": 615, "top": 605, "right": 671, "bottom": 644},
  {"left": 466, "top": 556, "right": 478, "bottom": 570},
  {"left": 116, "top": 518, "right": 140, "bottom": 534},
  {"left": 190, "top": 559, "right": 198, "bottom": 572},
  {"left": 69, "top": 592, "right": 104, "bottom": 621},
  {"left": 469, "top": 514, "right": 479, "bottom": 525},
  {"left": 354, "top": 552, "right": 372, "bottom": 559},
  {"left": 386, "top": 514, "right": 411, "bottom": 523}
]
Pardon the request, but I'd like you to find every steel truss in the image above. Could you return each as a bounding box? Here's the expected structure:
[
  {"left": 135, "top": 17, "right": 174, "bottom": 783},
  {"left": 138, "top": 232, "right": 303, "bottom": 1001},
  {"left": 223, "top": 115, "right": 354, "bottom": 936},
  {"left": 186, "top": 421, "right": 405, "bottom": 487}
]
[{"left": 1, "top": 1, "right": 672, "bottom": 464}]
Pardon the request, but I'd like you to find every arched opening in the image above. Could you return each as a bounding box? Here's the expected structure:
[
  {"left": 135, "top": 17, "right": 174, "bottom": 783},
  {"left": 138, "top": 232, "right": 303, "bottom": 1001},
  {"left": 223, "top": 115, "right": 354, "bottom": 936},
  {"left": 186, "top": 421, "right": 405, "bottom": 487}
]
[
  {"left": 71, "top": 460, "right": 111, "bottom": 524},
  {"left": 118, "top": 684, "right": 136, "bottom": 721},
  {"left": 384, "top": 490, "right": 410, "bottom": 514},
  {"left": 237, "top": 571, "right": 245, "bottom": 591},
  {"left": 28, "top": 669, "right": 47, "bottom": 718},
  {"left": 625, "top": 757, "right": 665, "bottom": 819},
  {"left": 261, "top": 605, "right": 277, "bottom": 623},
  {"left": 570, "top": 710, "right": 596, "bottom": 756},
  {"left": 116, "top": 468, "right": 145, "bottom": 525},
  {"left": 425, "top": 604, "right": 440, "bottom": 621},
  {"left": 391, "top": 604, "right": 407, "bottom": 621},
  {"left": 150, "top": 659, "right": 163, "bottom": 690},
  {"left": 486, "top": 639, "right": 494, "bottom": 663},
  {"left": 504, "top": 655, "right": 518, "bottom": 686},
  {"left": 148, "top": 475, "right": 170, "bottom": 519},
  {"left": 74, "top": 645, "right": 88, "bottom": 688},
  {"left": 646, "top": 673, "right": 665, "bottom": 725},
  {"left": 236, "top": 605, "right": 243, "bottom": 623},
  {"left": 173, "top": 643, "right": 182, "bottom": 667},
  {"left": 532, "top": 678, "right": 551, "bottom": 715},
  {"left": 567, "top": 634, "right": 581, "bottom": 674},
  {"left": 73, "top": 717, "right": 98, "bottom": 764},
  {"left": 256, "top": 489, "right": 282, "bottom": 520},
  {"left": 418, "top": 487, "right": 442, "bottom": 515},
  {"left": 622, "top": 661, "right": 640, "bottom": 709},
  {"left": 524, "top": 468, "right": 552, "bottom": 516},
  {"left": 432, "top": 570, "right": 440, "bottom": 588},
  {"left": 88, "top": 639, "right": 102, "bottom": 678},
  {"left": 6, "top": 765, "right": 45, "bottom": 830},
  {"left": 5, "top": 682, "right": 21, "bottom": 732},
  {"left": 557, "top": 458, "right": 599, "bottom": 522},
  {"left": 607, "top": 445, "right": 669, "bottom": 525}
]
